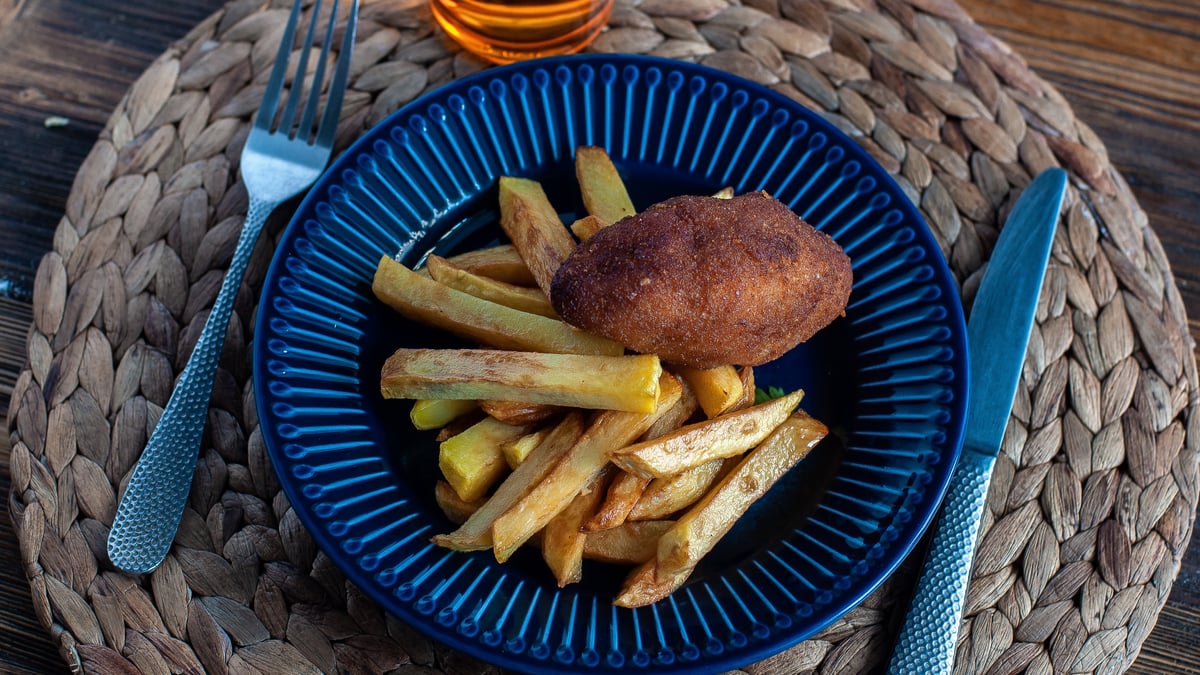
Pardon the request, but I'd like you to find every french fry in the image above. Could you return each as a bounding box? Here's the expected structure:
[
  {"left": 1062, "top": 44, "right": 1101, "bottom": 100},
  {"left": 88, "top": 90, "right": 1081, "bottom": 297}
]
[
  {"left": 498, "top": 176, "right": 576, "bottom": 295},
  {"left": 583, "top": 520, "right": 674, "bottom": 564},
  {"left": 434, "top": 412, "right": 586, "bottom": 551},
  {"left": 543, "top": 466, "right": 612, "bottom": 586},
  {"left": 436, "top": 244, "right": 535, "bottom": 286},
  {"left": 435, "top": 480, "right": 483, "bottom": 525},
  {"left": 616, "top": 412, "right": 826, "bottom": 608},
  {"left": 610, "top": 389, "right": 804, "bottom": 478},
  {"left": 627, "top": 457, "right": 725, "bottom": 521},
  {"left": 728, "top": 366, "right": 756, "bottom": 413},
  {"left": 373, "top": 256, "right": 622, "bottom": 356},
  {"left": 381, "top": 348, "right": 662, "bottom": 413},
  {"left": 479, "top": 399, "right": 562, "bottom": 426},
  {"left": 584, "top": 375, "right": 698, "bottom": 532},
  {"left": 435, "top": 412, "right": 483, "bottom": 442},
  {"left": 410, "top": 398, "right": 477, "bottom": 431},
  {"left": 491, "top": 373, "right": 683, "bottom": 562},
  {"left": 439, "top": 416, "right": 533, "bottom": 502},
  {"left": 501, "top": 427, "right": 551, "bottom": 468},
  {"left": 570, "top": 214, "right": 608, "bottom": 241},
  {"left": 585, "top": 381, "right": 698, "bottom": 530},
  {"left": 575, "top": 146, "right": 636, "bottom": 225},
  {"left": 425, "top": 254, "right": 557, "bottom": 318},
  {"left": 641, "top": 376, "right": 699, "bottom": 441},
  {"left": 711, "top": 186, "right": 735, "bottom": 199},
  {"left": 674, "top": 364, "right": 745, "bottom": 417},
  {"left": 583, "top": 470, "right": 649, "bottom": 532},
  {"left": 646, "top": 411, "right": 828, "bottom": 601},
  {"left": 614, "top": 558, "right": 690, "bottom": 608}
]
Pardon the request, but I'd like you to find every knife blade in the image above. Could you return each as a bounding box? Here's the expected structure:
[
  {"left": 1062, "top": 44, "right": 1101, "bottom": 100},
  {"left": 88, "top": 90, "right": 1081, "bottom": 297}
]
[{"left": 887, "top": 168, "right": 1068, "bottom": 674}]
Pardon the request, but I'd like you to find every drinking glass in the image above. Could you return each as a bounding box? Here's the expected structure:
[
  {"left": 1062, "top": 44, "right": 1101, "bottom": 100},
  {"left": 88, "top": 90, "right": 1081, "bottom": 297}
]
[{"left": 431, "top": 0, "right": 614, "bottom": 64}]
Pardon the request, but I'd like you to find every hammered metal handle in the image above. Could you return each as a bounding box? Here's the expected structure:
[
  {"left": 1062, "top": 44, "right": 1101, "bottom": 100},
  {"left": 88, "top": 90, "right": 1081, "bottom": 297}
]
[
  {"left": 887, "top": 448, "right": 995, "bottom": 675},
  {"left": 107, "top": 196, "right": 275, "bottom": 573}
]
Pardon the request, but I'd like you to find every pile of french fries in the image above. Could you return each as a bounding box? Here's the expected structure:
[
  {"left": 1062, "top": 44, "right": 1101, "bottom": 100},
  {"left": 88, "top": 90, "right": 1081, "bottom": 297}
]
[{"left": 372, "top": 146, "right": 829, "bottom": 607}]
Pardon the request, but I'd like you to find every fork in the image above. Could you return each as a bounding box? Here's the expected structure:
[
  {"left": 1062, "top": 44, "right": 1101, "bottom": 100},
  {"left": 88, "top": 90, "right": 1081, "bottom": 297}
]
[{"left": 107, "top": 0, "right": 359, "bottom": 574}]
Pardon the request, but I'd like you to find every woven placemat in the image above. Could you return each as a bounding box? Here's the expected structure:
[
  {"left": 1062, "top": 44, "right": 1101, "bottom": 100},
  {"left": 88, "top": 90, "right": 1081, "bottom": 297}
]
[{"left": 8, "top": 0, "right": 1198, "bottom": 672}]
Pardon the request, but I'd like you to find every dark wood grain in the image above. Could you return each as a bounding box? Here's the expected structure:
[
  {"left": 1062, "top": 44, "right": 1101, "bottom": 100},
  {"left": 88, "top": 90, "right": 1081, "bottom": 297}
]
[{"left": 0, "top": 1, "right": 1195, "bottom": 673}]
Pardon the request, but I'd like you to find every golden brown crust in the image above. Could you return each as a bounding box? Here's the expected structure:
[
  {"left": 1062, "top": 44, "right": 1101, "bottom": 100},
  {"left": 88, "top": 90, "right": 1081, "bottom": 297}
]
[{"left": 550, "top": 192, "right": 852, "bottom": 368}]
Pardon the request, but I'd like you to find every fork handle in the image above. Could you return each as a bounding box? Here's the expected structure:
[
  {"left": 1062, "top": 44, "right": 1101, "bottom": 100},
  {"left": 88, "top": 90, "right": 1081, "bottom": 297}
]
[{"left": 107, "top": 195, "right": 277, "bottom": 574}]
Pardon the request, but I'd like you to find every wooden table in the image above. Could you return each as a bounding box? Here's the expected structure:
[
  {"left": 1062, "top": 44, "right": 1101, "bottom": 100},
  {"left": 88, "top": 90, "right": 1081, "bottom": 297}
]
[{"left": 0, "top": 1, "right": 1195, "bottom": 673}]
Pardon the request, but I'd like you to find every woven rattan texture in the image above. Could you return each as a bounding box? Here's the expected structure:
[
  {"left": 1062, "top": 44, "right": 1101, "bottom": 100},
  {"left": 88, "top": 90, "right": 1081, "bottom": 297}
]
[{"left": 7, "top": 0, "right": 1198, "bottom": 672}]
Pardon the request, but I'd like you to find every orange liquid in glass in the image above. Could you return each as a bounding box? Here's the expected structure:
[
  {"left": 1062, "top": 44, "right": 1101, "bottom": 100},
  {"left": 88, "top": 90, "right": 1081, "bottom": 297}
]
[{"left": 431, "top": 0, "right": 613, "bottom": 64}]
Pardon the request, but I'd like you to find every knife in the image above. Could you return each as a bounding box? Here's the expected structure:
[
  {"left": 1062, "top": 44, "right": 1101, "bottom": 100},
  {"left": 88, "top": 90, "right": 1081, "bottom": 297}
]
[{"left": 887, "top": 168, "right": 1068, "bottom": 674}]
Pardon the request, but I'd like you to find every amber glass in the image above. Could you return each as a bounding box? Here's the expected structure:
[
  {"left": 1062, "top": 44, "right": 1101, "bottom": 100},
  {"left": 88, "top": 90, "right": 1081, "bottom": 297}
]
[{"left": 431, "top": 0, "right": 613, "bottom": 64}]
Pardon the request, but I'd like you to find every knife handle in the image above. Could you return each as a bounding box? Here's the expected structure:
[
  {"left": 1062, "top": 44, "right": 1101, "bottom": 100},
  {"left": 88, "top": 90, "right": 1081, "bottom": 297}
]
[{"left": 887, "top": 449, "right": 995, "bottom": 675}]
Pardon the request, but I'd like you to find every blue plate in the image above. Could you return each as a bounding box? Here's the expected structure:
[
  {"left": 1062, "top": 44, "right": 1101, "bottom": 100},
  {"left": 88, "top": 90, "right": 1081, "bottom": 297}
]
[{"left": 254, "top": 54, "right": 968, "bottom": 674}]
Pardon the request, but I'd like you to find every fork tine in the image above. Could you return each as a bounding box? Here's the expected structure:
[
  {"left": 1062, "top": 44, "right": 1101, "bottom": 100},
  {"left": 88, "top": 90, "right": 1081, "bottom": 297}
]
[
  {"left": 297, "top": 0, "right": 341, "bottom": 141},
  {"left": 316, "top": 0, "right": 358, "bottom": 149},
  {"left": 254, "top": 0, "right": 304, "bottom": 131},
  {"left": 278, "top": 0, "right": 324, "bottom": 136}
]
